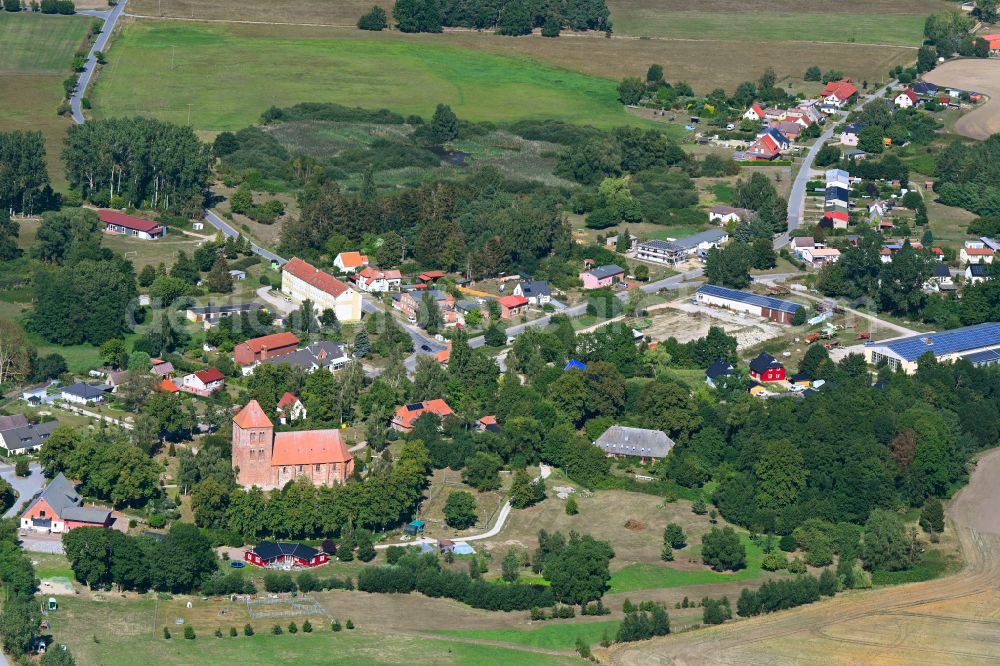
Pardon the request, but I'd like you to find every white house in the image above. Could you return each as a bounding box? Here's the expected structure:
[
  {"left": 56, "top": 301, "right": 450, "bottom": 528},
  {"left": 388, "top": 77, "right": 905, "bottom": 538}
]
[
  {"left": 512, "top": 280, "right": 551, "bottom": 305},
  {"left": 966, "top": 264, "right": 988, "bottom": 284},
  {"left": 59, "top": 383, "right": 108, "bottom": 405},
  {"left": 894, "top": 89, "right": 919, "bottom": 109},
  {"left": 801, "top": 247, "right": 841, "bottom": 267},
  {"left": 960, "top": 242, "right": 995, "bottom": 265},
  {"left": 708, "top": 206, "right": 755, "bottom": 225},
  {"left": 743, "top": 103, "right": 764, "bottom": 121},
  {"left": 355, "top": 266, "right": 402, "bottom": 293},
  {"left": 840, "top": 123, "right": 861, "bottom": 147},
  {"left": 179, "top": 368, "right": 225, "bottom": 397},
  {"left": 332, "top": 251, "right": 368, "bottom": 274},
  {"left": 276, "top": 392, "right": 307, "bottom": 424}
]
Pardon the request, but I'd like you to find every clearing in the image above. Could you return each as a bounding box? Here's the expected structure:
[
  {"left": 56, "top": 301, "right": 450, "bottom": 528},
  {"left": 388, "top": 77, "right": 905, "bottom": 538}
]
[
  {"left": 604, "top": 446, "right": 1000, "bottom": 665},
  {"left": 0, "top": 12, "right": 94, "bottom": 189},
  {"left": 643, "top": 300, "right": 789, "bottom": 351},
  {"left": 923, "top": 59, "right": 1000, "bottom": 141}
]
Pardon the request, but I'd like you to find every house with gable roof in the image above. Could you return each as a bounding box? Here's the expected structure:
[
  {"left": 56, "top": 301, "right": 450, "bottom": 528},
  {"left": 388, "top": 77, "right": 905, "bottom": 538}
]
[
  {"left": 20, "top": 473, "right": 113, "bottom": 533},
  {"left": 282, "top": 257, "right": 362, "bottom": 322}
]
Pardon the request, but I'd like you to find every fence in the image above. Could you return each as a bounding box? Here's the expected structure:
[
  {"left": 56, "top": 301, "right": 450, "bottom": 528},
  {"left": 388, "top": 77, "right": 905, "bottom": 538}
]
[{"left": 245, "top": 595, "right": 329, "bottom": 620}]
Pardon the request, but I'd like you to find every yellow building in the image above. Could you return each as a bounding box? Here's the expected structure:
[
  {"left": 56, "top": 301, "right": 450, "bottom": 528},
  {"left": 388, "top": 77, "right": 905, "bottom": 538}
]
[{"left": 281, "top": 257, "right": 362, "bottom": 322}]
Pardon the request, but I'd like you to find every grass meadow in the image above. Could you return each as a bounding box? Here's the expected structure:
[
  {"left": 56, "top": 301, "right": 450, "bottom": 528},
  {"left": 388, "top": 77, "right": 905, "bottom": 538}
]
[
  {"left": 92, "top": 21, "right": 644, "bottom": 131},
  {"left": 0, "top": 13, "right": 94, "bottom": 189}
]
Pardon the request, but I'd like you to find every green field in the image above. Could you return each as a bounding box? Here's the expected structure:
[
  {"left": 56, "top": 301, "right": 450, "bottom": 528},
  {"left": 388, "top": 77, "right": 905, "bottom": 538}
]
[
  {"left": 92, "top": 22, "right": 646, "bottom": 131},
  {"left": 609, "top": 533, "right": 768, "bottom": 593},
  {"left": 0, "top": 13, "right": 93, "bottom": 189},
  {"left": 435, "top": 620, "right": 620, "bottom": 650}
]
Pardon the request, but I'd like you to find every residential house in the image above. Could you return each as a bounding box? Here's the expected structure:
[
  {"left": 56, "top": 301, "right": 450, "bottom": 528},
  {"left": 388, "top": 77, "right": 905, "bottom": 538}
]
[
  {"left": 179, "top": 368, "right": 225, "bottom": 397},
  {"left": 332, "top": 251, "right": 368, "bottom": 273},
  {"left": 229, "top": 269, "right": 246, "bottom": 281},
  {"left": 276, "top": 392, "right": 306, "bottom": 424},
  {"left": 231, "top": 400, "right": 355, "bottom": 490},
  {"left": 20, "top": 473, "right": 114, "bottom": 533},
  {"left": 477, "top": 415, "right": 499, "bottom": 433},
  {"left": 21, "top": 387, "right": 53, "bottom": 406},
  {"left": 98, "top": 209, "right": 165, "bottom": 240},
  {"left": 843, "top": 149, "right": 867, "bottom": 161},
  {"left": 981, "top": 33, "right": 1000, "bottom": 55},
  {"left": 748, "top": 352, "right": 786, "bottom": 382},
  {"left": 825, "top": 185, "right": 850, "bottom": 208},
  {"left": 281, "top": 257, "right": 362, "bottom": 322},
  {"left": 705, "top": 359, "right": 735, "bottom": 387},
  {"left": 635, "top": 239, "right": 686, "bottom": 266},
  {"left": 708, "top": 205, "right": 756, "bottom": 225},
  {"left": 513, "top": 280, "right": 551, "bottom": 305},
  {"left": 801, "top": 247, "right": 841, "bottom": 267},
  {"left": 961, "top": 242, "right": 995, "bottom": 265},
  {"left": 234, "top": 331, "right": 301, "bottom": 372},
  {"left": 840, "top": 123, "right": 862, "bottom": 147},
  {"left": 150, "top": 360, "right": 175, "bottom": 378},
  {"left": 911, "top": 82, "right": 939, "bottom": 97},
  {"left": 770, "top": 121, "right": 802, "bottom": 140},
  {"left": 355, "top": 266, "right": 402, "bottom": 293},
  {"left": 826, "top": 168, "right": 850, "bottom": 188},
  {"left": 456, "top": 299, "right": 489, "bottom": 323},
  {"left": 822, "top": 210, "right": 849, "bottom": 230},
  {"left": 579, "top": 264, "right": 625, "bottom": 289},
  {"left": 966, "top": 263, "right": 988, "bottom": 284},
  {"left": 738, "top": 134, "right": 782, "bottom": 161},
  {"left": 742, "top": 103, "right": 765, "bottom": 121},
  {"left": 926, "top": 263, "right": 955, "bottom": 292},
  {"left": 415, "top": 270, "right": 446, "bottom": 286},
  {"left": 395, "top": 289, "right": 454, "bottom": 321},
  {"left": 59, "top": 383, "right": 109, "bottom": 405},
  {"left": 186, "top": 303, "right": 263, "bottom": 325},
  {"left": 497, "top": 295, "right": 529, "bottom": 319},
  {"left": 821, "top": 79, "right": 858, "bottom": 108},
  {"left": 763, "top": 107, "right": 786, "bottom": 121},
  {"left": 391, "top": 399, "right": 454, "bottom": 432},
  {"left": 0, "top": 417, "right": 57, "bottom": 456},
  {"left": 244, "top": 542, "right": 329, "bottom": 568},
  {"left": 605, "top": 233, "right": 638, "bottom": 251},
  {"left": 760, "top": 127, "right": 792, "bottom": 150},
  {"left": 594, "top": 426, "right": 675, "bottom": 464},
  {"left": 894, "top": 88, "right": 919, "bottom": 109},
  {"left": 262, "top": 341, "right": 351, "bottom": 373},
  {"left": 695, "top": 284, "right": 803, "bottom": 324},
  {"left": 790, "top": 236, "right": 816, "bottom": 258}
]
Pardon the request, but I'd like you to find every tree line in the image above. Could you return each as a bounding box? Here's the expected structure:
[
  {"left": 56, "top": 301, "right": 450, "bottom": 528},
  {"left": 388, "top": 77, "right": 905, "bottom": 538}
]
[{"left": 390, "top": 0, "right": 610, "bottom": 34}]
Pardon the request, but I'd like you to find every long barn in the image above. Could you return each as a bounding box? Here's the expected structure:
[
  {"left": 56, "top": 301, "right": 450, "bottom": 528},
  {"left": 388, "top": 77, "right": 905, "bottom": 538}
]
[{"left": 695, "top": 284, "right": 803, "bottom": 324}]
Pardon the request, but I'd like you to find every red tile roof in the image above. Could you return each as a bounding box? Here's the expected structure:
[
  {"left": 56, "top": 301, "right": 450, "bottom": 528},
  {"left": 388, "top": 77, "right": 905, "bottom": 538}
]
[
  {"left": 271, "top": 429, "right": 352, "bottom": 466},
  {"left": 824, "top": 211, "right": 849, "bottom": 221},
  {"left": 277, "top": 392, "right": 300, "bottom": 410},
  {"left": 98, "top": 209, "right": 164, "bottom": 234},
  {"left": 336, "top": 251, "right": 368, "bottom": 268},
  {"left": 158, "top": 378, "right": 179, "bottom": 393},
  {"left": 965, "top": 247, "right": 995, "bottom": 256},
  {"left": 822, "top": 80, "right": 858, "bottom": 101},
  {"left": 283, "top": 257, "right": 351, "bottom": 297},
  {"left": 418, "top": 270, "right": 446, "bottom": 281},
  {"left": 241, "top": 332, "right": 300, "bottom": 354},
  {"left": 194, "top": 367, "right": 225, "bottom": 383},
  {"left": 392, "top": 399, "right": 454, "bottom": 429},
  {"left": 897, "top": 88, "right": 919, "bottom": 104},
  {"left": 497, "top": 295, "right": 529, "bottom": 309},
  {"left": 234, "top": 400, "right": 273, "bottom": 429}
]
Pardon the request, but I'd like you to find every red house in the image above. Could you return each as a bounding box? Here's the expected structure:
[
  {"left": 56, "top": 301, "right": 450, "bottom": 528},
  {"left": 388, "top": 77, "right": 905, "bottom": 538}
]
[
  {"left": 496, "top": 295, "right": 529, "bottom": 319},
  {"left": 244, "top": 541, "right": 329, "bottom": 568},
  {"left": 98, "top": 209, "right": 166, "bottom": 240},
  {"left": 233, "top": 332, "right": 300, "bottom": 371},
  {"left": 749, "top": 352, "right": 786, "bottom": 382},
  {"left": 20, "top": 473, "right": 113, "bottom": 534}
]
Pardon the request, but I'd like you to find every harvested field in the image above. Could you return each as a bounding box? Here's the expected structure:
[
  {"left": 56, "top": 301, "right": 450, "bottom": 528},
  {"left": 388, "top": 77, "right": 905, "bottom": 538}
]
[
  {"left": 604, "top": 446, "right": 1000, "bottom": 666},
  {"left": 924, "top": 59, "right": 1000, "bottom": 140},
  {"left": 644, "top": 301, "right": 787, "bottom": 351}
]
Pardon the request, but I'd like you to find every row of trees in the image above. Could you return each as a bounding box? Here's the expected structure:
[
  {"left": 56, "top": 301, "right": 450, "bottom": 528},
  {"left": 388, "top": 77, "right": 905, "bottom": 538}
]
[
  {"left": 391, "top": 0, "right": 610, "bottom": 34},
  {"left": 736, "top": 570, "right": 838, "bottom": 617}
]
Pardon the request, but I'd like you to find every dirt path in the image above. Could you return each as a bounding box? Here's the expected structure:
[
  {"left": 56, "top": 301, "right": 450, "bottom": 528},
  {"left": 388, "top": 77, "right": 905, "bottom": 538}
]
[
  {"left": 603, "top": 447, "right": 1000, "bottom": 665},
  {"left": 924, "top": 59, "right": 1000, "bottom": 140}
]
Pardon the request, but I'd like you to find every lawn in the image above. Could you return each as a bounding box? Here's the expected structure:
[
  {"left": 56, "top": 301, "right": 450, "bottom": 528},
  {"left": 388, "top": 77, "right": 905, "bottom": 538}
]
[
  {"left": 435, "top": 620, "right": 620, "bottom": 650},
  {"left": 0, "top": 13, "right": 94, "bottom": 190},
  {"left": 47, "top": 596, "right": 579, "bottom": 666},
  {"left": 91, "top": 21, "right": 645, "bottom": 131},
  {"left": 608, "top": 532, "right": 768, "bottom": 593}
]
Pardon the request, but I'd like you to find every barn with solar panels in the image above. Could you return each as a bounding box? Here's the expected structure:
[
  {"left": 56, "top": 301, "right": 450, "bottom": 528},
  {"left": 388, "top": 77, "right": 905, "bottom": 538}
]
[
  {"left": 695, "top": 284, "right": 804, "bottom": 324},
  {"left": 863, "top": 322, "right": 1000, "bottom": 374}
]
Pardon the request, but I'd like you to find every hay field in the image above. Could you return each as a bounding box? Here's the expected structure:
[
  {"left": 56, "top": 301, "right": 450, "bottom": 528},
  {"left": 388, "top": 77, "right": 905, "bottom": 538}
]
[
  {"left": 924, "top": 59, "right": 1000, "bottom": 140},
  {"left": 0, "top": 13, "right": 94, "bottom": 189}
]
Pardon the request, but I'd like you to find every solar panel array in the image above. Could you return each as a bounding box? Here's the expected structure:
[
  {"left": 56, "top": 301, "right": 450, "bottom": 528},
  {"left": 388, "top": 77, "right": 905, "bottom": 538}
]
[
  {"left": 880, "top": 322, "right": 1000, "bottom": 361},
  {"left": 696, "top": 284, "right": 803, "bottom": 314},
  {"left": 959, "top": 348, "right": 1000, "bottom": 365}
]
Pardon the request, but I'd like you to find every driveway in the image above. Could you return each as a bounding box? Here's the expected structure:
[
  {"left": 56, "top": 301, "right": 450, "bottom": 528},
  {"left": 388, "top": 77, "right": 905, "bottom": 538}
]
[
  {"left": 256, "top": 286, "right": 294, "bottom": 315},
  {"left": 19, "top": 532, "right": 64, "bottom": 555},
  {"left": 0, "top": 462, "right": 43, "bottom": 519}
]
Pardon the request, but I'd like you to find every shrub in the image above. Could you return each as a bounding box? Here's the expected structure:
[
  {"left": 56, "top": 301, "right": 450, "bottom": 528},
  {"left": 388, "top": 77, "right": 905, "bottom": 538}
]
[
  {"left": 761, "top": 552, "right": 787, "bottom": 571},
  {"left": 14, "top": 458, "right": 29, "bottom": 477},
  {"left": 263, "top": 572, "right": 296, "bottom": 593},
  {"left": 288, "top": 622, "right": 298, "bottom": 634},
  {"left": 565, "top": 497, "right": 578, "bottom": 515},
  {"left": 271, "top": 624, "right": 282, "bottom": 635},
  {"left": 184, "top": 627, "right": 195, "bottom": 640},
  {"left": 229, "top": 626, "right": 237, "bottom": 637},
  {"left": 779, "top": 534, "right": 797, "bottom": 552},
  {"left": 660, "top": 544, "right": 674, "bottom": 562},
  {"left": 244, "top": 624, "right": 254, "bottom": 636},
  {"left": 663, "top": 523, "right": 686, "bottom": 549},
  {"left": 163, "top": 627, "right": 171, "bottom": 639},
  {"left": 701, "top": 526, "right": 746, "bottom": 572},
  {"left": 345, "top": 619, "right": 355, "bottom": 630},
  {"left": 302, "top": 620, "right": 312, "bottom": 633},
  {"left": 214, "top": 627, "right": 222, "bottom": 638},
  {"left": 702, "top": 596, "right": 731, "bottom": 625},
  {"left": 332, "top": 620, "right": 342, "bottom": 632},
  {"left": 787, "top": 558, "right": 807, "bottom": 574}
]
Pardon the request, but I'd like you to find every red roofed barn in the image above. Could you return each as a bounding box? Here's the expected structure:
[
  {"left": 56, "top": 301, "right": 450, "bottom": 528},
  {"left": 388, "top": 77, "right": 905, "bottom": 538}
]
[
  {"left": 234, "top": 332, "right": 300, "bottom": 372},
  {"left": 231, "top": 400, "right": 355, "bottom": 490}
]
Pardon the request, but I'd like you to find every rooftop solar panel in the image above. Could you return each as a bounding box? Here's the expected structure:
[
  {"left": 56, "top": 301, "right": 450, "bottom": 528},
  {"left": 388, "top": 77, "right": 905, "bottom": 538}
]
[
  {"left": 873, "top": 322, "right": 1000, "bottom": 361},
  {"left": 959, "top": 348, "right": 1000, "bottom": 365},
  {"left": 696, "top": 284, "right": 803, "bottom": 314}
]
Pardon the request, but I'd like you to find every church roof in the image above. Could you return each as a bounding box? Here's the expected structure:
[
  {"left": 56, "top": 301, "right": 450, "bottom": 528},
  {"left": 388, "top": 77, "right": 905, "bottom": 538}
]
[
  {"left": 233, "top": 400, "right": 273, "bottom": 429},
  {"left": 272, "top": 430, "right": 352, "bottom": 466}
]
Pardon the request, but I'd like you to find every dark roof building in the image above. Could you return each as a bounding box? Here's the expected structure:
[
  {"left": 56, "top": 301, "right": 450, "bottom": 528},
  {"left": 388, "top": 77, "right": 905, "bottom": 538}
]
[
  {"left": 705, "top": 359, "right": 735, "bottom": 385},
  {"left": 696, "top": 284, "right": 803, "bottom": 324},
  {"left": 864, "top": 322, "right": 1000, "bottom": 373},
  {"left": 0, "top": 420, "right": 58, "bottom": 454},
  {"left": 262, "top": 341, "right": 350, "bottom": 373},
  {"left": 749, "top": 352, "right": 786, "bottom": 382},
  {"left": 244, "top": 541, "right": 329, "bottom": 568},
  {"left": 20, "top": 473, "right": 113, "bottom": 533}
]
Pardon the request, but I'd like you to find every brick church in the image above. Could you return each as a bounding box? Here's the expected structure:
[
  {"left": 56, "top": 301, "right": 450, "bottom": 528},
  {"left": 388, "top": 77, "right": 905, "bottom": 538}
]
[{"left": 231, "top": 400, "right": 355, "bottom": 490}]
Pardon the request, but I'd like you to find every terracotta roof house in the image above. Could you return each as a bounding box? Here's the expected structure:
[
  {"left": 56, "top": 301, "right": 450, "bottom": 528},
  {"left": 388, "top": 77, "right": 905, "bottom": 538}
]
[
  {"left": 231, "top": 400, "right": 355, "bottom": 489},
  {"left": 742, "top": 103, "right": 765, "bottom": 121},
  {"left": 179, "top": 367, "right": 225, "bottom": 397},
  {"left": 20, "top": 473, "right": 113, "bottom": 534},
  {"left": 276, "top": 392, "right": 306, "bottom": 424},
  {"left": 738, "top": 134, "right": 782, "bottom": 161},
  {"left": 98, "top": 209, "right": 165, "bottom": 240},
  {"left": 282, "top": 257, "right": 362, "bottom": 322},
  {"left": 355, "top": 266, "right": 402, "bottom": 293},
  {"left": 821, "top": 79, "right": 858, "bottom": 108},
  {"left": 391, "top": 399, "right": 454, "bottom": 432},
  {"left": 158, "top": 378, "right": 180, "bottom": 393},
  {"left": 894, "top": 88, "right": 919, "bottom": 108},
  {"left": 333, "top": 251, "right": 369, "bottom": 273},
  {"left": 594, "top": 426, "right": 675, "bottom": 463},
  {"left": 496, "top": 295, "right": 529, "bottom": 319},
  {"left": 234, "top": 332, "right": 300, "bottom": 372}
]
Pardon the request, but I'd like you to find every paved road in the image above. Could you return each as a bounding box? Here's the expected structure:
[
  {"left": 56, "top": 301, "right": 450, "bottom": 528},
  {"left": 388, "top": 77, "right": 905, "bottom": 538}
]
[
  {"left": 0, "top": 462, "right": 43, "bottom": 520},
  {"left": 71, "top": 0, "right": 128, "bottom": 124},
  {"left": 202, "top": 209, "right": 286, "bottom": 266},
  {"left": 781, "top": 80, "right": 897, "bottom": 248}
]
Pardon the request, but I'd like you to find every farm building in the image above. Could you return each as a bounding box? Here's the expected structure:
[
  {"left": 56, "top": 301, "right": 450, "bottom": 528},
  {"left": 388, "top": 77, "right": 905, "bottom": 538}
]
[
  {"left": 594, "top": 426, "right": 675, "bottom": 464},
  {"left": 244, "top": 541, "right": 329, "bottom": 568},
  {"left": 391, "top": 399, "right": 454, "bottom": 432},
  {"left": 695, "top": 284, "right": 803, "bottom": 324},
  {"left": 98, "top": 209, "right": 166, "bottom": 240},
  {"left": 863, "top": 322, "right": 1000, "bottom": 374},
  {"left": 231, "top": 400, "right": 355, "bottom": 490},
  {"left": 749, "top": 352, "right": 786, "bottom": 382},
  {"left": 20, "top": 473, "right": 113, "bottom": 534},
  {"left": 282, "top": 257, "right": 362, "bottom": 322}
]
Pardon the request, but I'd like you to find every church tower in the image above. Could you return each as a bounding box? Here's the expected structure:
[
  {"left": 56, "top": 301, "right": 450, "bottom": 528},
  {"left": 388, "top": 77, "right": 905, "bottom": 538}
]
[{"left": 232, "top": 400, "right": 275, "bottom": 488}]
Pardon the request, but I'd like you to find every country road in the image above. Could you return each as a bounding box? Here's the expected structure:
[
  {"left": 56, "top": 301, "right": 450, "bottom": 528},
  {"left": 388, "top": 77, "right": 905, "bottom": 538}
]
[
  {"left": 71, "top": 0, "right": 128, "bottom": 124},
  {"left": 604, "top": 446, "right": 1000, "bottom": 665}
]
